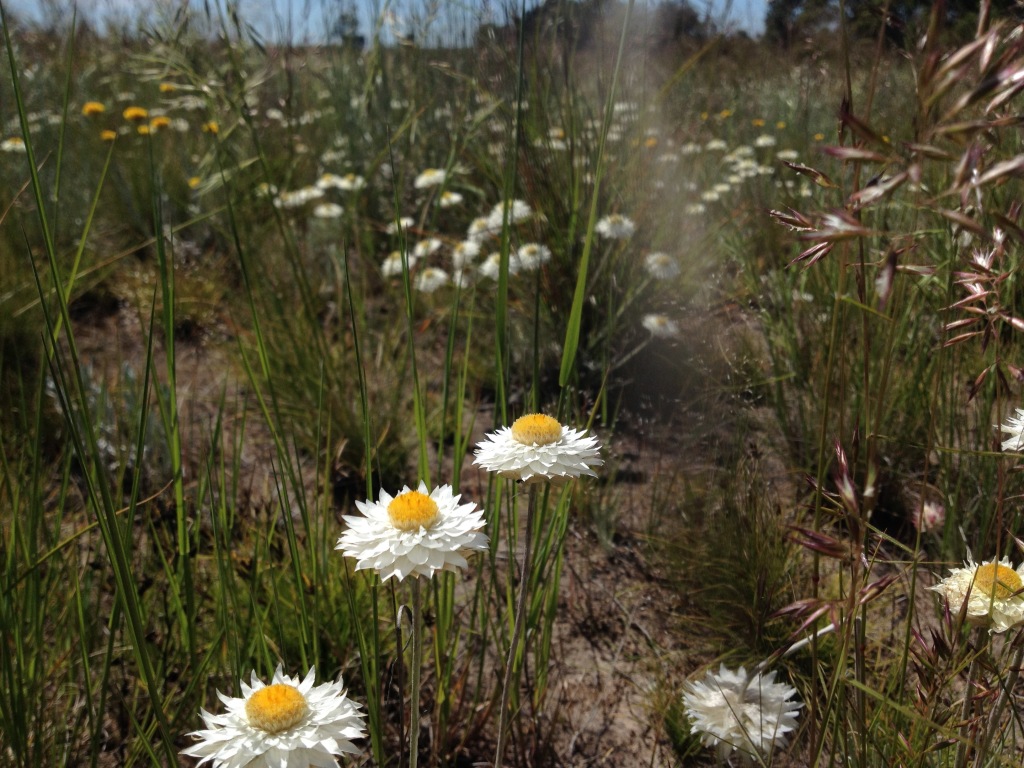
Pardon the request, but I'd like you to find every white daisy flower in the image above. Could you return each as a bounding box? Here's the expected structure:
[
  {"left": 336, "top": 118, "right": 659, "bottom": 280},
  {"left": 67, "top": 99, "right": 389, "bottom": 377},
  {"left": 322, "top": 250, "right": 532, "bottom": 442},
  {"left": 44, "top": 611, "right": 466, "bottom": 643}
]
[
  {"left": 467, "top": 216, "right": 500, "bottom": 242},
  {"left": 515, "top": 243, "right": 551, "bottom": 271},
  {"left": 181, "top": 665, "right": 365, "bottom": 768},
  {"left": 381, "top": 250, "right": 414, "bottom": 278},
  {"left": 776, "top": 149, "right": 799, "bottom": 162},
  {"left": 705, "top": 138, "right": 728, "bottom": 152},
  {"left": 478, "top": 252, "right": 511, "bottom": 280},
  {"left": 1, "top": 136, "right": 26, "bottom": 153},
  {"left": 754, "top": 133, "right": 777, "bottom": 148},
  {"left": 682, "top": 664, "right": 801, "bottom": 761},
  {"left": 644, "top": 252, "right": 680, "bottom": 280},
  {"left": 338, "top": 173, "right": 366, "bottom": 191},
  {"left": 415, "top": 266, "right": 450, "bottom": 293},
  {"left": 452, "top": 240, "right": 481, "bottom": 269},
  {"left": 999, "top": 408, "right": 1024, "bottom": 451},
  {"left": 595, "top": 214, "right": 635, "bottom": 240},
  {"left": 312, "top": 202, "right": 344, "bottom": 219},
  {"left": 438, "top": 190, "right": 463, "bottom": 208},
  {"left": 642, "top": 313, "right": 678, "bottom": 338},
  {"left": 413, "top": 238, "right": 442, "bottom": 259},
  {"left": 414, "top": 167, "right": 446, "bottom": 189},
  {"left": 386, "top": 216, "right": 414, "bottom": 235},
  {"left": 274, "top": 186, "right": 324, "bottom": 209},
  {"left": 474, "top": 413, "right": 602, "bottom": 484},
  {"left": 732, "top": 159, "right": 758, "bottom": 177},
  {"left": 487, "top": 199, "right": 532, "bottom": 229},
  {"left": 337, "top": 482, "right": 488, "bottom": 582},
  {"left": 931, "top": 555, "right": 1024, "bottom": 633},
  {"left": 316, "top": 173, "right": 346, "bottom": 191}
]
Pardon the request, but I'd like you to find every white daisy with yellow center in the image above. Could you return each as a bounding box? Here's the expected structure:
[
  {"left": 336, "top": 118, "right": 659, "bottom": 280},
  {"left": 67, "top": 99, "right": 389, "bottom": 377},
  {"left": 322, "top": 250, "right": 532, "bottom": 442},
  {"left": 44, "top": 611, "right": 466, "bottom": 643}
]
[
  {"left": 336, "top": 482, "right": 488, "bottom": 581},
  {"left": 414, "top": 167, "right": 446, "bottom": 189},
  {"left": 386, "top": 216, "right": 414, "bottom": 235},
  {"left": 413, "top": 238, "right": 442, "bottom": 259},
  {"left": 439, "top": 190, "right": 463, "bottom": 208},
  {"left": 473, "top": 413, "right": 603, "bottom": 484},
  {"left": 595, "top": 213, "right": 636, "bottom": 240},
  {"left": 381, "top": 250, "right": 416, "bottom": 278},
  {"left": 683, "top": 664, "right": 801, "bottom": 761},
  {"left": 181, "top": 665, "right": 364, "bottom": 767},
  {"left": 514, "top": 243, "right": 551, "bottom": 271},
  {"left": 467, "top": 216, "right": 499, "bottom": 242},
  {"left": 313, "top": 202, "right": 344, "bottom": 219},
  {"left": 415, "top": 266, "right": 450, "bottom": 294},
  {"left": 452, "top": 240, "right": 481, "bottom": 270},
  {"left": 487, "top": 199, "right": 532, "bottom": 228},
  {"left": 642, "top": 313, "right": 679, "bottom": 338},
  {"left": 644, "top": 252, "right": 680, "bottom": 280},
  {"left": 931, "top": 555, "right": 1024, "bottom": 633}
]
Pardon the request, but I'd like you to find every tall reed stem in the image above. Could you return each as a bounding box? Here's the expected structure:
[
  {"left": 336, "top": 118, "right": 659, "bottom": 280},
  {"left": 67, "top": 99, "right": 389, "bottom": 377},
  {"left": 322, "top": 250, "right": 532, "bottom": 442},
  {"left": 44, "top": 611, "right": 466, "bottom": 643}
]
[
  {"left": 954, "top": 629, "right": 986, "bottom": 768},
  {"left": 410, "top": 577, "right": 424, "bottom": 768},
  {"left": 494, "top": 483, "right": 539, "bottom": 767},
  {"left": 976, "top": 640, "right": 1024, "bottom": 766}
]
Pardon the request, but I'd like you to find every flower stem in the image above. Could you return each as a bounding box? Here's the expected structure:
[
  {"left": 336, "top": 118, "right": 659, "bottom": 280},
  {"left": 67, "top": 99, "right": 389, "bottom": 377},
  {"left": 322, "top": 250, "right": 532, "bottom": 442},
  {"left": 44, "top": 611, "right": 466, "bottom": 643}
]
[
  {"left": 494, "top": 483, "right": 538, "bottom": 767},
  {"left": 954, "top": 629, "right": 985, "bottom": 768},
  {"left": 410, "top": 577, "right": 423, "bottom": 768},
  {"left": 976, "top": 637, "right": 1024, "bottom": 766}
]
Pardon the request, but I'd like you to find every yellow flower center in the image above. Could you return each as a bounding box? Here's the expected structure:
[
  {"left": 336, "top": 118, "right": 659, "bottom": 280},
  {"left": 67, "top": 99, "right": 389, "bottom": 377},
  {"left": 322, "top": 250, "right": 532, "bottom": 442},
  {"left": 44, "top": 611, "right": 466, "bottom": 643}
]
[
  {"left": 974, "top": 563, "right": 1022, "bottom": 599},
  {"left": 511, "top": 414, "right": 562, "bottom": 446},
  {"left": 387, "top": 491, "right": 439, "bottom": 531},
  {"left": 245, "top": 683, "right": 308, "bottom": 733}
]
